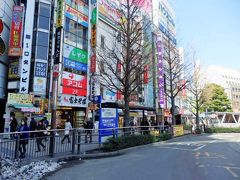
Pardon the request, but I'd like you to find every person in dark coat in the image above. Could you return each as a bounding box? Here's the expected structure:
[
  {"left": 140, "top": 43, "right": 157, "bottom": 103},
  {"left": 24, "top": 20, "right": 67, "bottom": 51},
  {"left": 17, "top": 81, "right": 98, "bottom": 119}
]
[
  {"left": 18, "top": 118, "right": 29, "bottom": 158},
  {"left": 84, "top": 118, "right": 94, "bottom": 143},
  {"left": 141, "top": 119, "right": 150, "bottom": 135},
  {"left": 35, "top": 121, "right": 46, "bottom": 152},
  {"left": 29, "top": 117, "right": 37, "bottom": 138},
  {"left": 10, "top": 113, "right": 18, "bottom": 138}
]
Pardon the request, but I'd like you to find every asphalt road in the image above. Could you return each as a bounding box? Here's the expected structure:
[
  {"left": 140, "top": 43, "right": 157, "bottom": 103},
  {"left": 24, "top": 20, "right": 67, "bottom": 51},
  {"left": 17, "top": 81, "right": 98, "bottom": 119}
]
[{"left": 47, "top": 133, "right": 240, "bottom": 180}]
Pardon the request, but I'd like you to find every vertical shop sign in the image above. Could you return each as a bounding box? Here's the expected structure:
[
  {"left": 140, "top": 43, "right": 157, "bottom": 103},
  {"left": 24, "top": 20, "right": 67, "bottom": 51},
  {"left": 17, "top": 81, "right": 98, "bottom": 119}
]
[
  {"left": 19, "top": 1, "right": 35, "bottom": 93},
  {"left": 156, "top": 36, "right": 165, "bottom": 108},
  {"left": 56, "top": 0, "right": 64, "bottom": 28},
  {"left": 143, "top": 65, "right": 149, "bottom": 84},
  {"left": 8, "top": 6, "right": 24, "bottom": 56},
  {"left": 90, "top": 0, "right": 98, "bottom": 74}
]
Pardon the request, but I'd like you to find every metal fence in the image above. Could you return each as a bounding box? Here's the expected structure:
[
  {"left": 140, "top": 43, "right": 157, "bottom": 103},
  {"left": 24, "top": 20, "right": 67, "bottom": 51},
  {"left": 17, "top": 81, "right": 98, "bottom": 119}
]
[{"left": 0, "top": 125, "right": 170, "bottom": 160}]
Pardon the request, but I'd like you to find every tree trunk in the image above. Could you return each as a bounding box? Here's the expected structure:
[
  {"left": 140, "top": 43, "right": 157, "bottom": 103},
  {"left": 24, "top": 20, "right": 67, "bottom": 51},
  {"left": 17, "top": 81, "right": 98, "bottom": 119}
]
[
  {"left": 124, "top": 93, "right": 130, "bottom": 128},
  {"left": 171, "top": 97, "right": 176, "bottom": 125}
]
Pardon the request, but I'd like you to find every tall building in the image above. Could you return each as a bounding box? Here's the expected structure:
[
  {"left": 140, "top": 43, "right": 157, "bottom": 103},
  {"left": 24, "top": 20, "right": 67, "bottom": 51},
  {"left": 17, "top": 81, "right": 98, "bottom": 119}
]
[
  {"left": 203, "top": 65, "right": 240, "bottom": 112},
  {"left": 0, "top": 0, "right": 19, "bottom": 132}
]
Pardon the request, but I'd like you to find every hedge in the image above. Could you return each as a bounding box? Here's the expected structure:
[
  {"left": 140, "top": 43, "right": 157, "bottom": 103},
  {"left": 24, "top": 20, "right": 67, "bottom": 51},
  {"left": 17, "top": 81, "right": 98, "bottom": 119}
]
[
  {"left": 102, "top": 133, "right": 172, "bottom": 152},
  {"left": 206, "top": 127, "right": 240, "bottom": 133}
]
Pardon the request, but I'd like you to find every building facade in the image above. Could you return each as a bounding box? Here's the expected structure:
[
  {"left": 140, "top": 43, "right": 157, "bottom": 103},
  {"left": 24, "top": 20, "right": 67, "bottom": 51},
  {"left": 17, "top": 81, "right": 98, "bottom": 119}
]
[{"left": 204, "top": 65, "right": 240, "bottom": 112}]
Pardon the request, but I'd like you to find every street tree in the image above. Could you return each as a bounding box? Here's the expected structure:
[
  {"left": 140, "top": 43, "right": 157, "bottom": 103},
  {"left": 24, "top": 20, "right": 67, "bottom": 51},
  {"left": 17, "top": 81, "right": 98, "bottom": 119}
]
[
  {"left": 97, "top": 0, "right": 152, "bottom": 127},
  {"left": 186, "top": 53, "right": 205, "bottom": 128},
  {"left": 200, "top": 83, "right": 232, "bottom": 112},
  {"left": 163, "top": 39, "right": 190, "bottom": 125}
]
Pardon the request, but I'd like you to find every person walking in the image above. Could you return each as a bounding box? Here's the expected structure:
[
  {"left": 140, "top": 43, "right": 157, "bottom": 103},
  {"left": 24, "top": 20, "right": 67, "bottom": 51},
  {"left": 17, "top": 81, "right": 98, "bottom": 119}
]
[
  {"left": 18, "top": 118, "right": 29, "bottom": 158},
  {"left": 29, "top": 117, "right": 37, "bottom": 138},
  {"left": 84, "top": 118, "right": 94, "bottom": 143},
  {"left": 61, "top": 119, "right": 72, "bottom": 144},
  {"left": 10, "top": 113, "right": 18, "bottom": 138},
  {"left": 35, "top": 121, "right": 46, "bottom": 152}
]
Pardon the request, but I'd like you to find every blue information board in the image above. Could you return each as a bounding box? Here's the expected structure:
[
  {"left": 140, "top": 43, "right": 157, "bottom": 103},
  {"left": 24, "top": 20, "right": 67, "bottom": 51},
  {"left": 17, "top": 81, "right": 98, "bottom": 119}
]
[{"left": 99, "top": 108, "right": 118, "bottom": 143}]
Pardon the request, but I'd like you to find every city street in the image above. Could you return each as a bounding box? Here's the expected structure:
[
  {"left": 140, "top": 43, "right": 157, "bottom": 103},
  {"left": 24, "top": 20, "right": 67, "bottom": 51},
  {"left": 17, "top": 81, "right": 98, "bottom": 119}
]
[{"left": 48, "top": 134, "right": 240, "bottom": 180}]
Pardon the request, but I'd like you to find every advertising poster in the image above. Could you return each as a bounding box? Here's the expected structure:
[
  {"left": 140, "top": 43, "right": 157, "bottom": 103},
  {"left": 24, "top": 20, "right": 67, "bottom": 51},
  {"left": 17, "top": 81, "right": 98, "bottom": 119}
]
[
  {"left": 62, "top": 71, "right": 87, "bottom": 89},
  {"left": 103, "top": 88, "right": 116, "bottom": 102},
  {"left": 64, "top": 44, "right": 88, "bottom": 64},
  {"left": 8, "top": 6, "right": 24, "bottom": 56},
  {"left": 99, "top": 108, "right": 118, "bottom": 142},
  {"left": 34, "top": 61, "right": 47, "bottom": 77},
  {"left": 19, "top": 1, "right": 35, "bottom": 93},
  {"left": 33, "top": 61, "right": 47, "bottom": 93}
]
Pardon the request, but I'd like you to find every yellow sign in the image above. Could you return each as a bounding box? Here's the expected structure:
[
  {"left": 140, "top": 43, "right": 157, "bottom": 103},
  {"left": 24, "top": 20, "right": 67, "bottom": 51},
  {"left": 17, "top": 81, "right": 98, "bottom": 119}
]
[
  {"left": 56, "top": 0, "right": 64, "bottom": 28},
  {"left": 34, "top": 98, "right": 45, "bottom": 115},
  {"left": 91, "top": 25, "right": 97, "bottom": 47},
  {"left": 7, "top": 93, "right": 33, "bottom": 105},
  {"left": 8, "top": 61, "right": 19, "bottom": 79},
  {"left": 173, "top": 125, "right": 184, "bottom": 137}
]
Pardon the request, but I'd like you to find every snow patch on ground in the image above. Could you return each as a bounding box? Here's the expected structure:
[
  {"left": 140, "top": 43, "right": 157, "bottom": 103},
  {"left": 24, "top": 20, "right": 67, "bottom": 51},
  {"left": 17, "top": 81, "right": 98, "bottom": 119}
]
[{"left": 0, "top": 156, "right": 64, "bottom": 180}]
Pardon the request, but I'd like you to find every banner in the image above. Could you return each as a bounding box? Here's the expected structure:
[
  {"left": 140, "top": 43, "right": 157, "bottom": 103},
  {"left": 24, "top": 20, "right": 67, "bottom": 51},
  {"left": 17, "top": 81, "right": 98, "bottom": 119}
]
[
  {"left": 19, "top": 1, "right": 35, "bottom": 93},
  {"left": 7, "top": 93, "right": 32, "bottom": 105},
  {"left": 156, "top": 36, "right": 165, "bottom": 108},
  {"left": 143, "top": 65, "right": 149, "bottom": 84},
  {"left": 65, "top": 4, "right": 88, "bottom": 27},
  {"left": 63, "top": 57, "right": 87, "bottom": 72},
  {"left": 54, "top": 27, "right": 63, "bottom": 64},
  {"left": 8, "top": 6, "right": 24, "bottom": 56},
  {"left": 33, "top": 77, "right": 47, "bottom": 93},
  {"left": 58, "top": 94, "right": 87, "bottom": 107},
  {"left": 64, "top": 44, "right": 88, "bottom": 64}
]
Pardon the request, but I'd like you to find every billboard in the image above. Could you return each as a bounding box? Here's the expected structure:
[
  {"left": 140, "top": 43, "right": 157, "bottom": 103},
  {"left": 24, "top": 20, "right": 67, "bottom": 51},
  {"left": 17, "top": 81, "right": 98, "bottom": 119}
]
[
  {"left": 8, "top": 6, "right": 24, "bottom": 56},
  {"left": 64, "top": 44, "right": 88, "bottom": 64},
  {"left": 65, "top": 4, "right": 88, "bottom": 27},
  {"left": 33, "top": 61, "right": 47, "bottom": 93},
  {"left": 19, "top": 1, "right": 35, "bottom": 93},
  {"left": 63, "top": 57, "right": 87, "bottom": 72},
  {"left": 56, "top": 0, "right": 64, "bottom": 28},
  {"left": 62, "top": 87, "right": 87, "bottom": 96},
  {"left": 156, "top": 36, "right": 165, "bottom": 108},
  {"left": 98, "top": 0, "right": 121, "bottom": 27},
  {"left": 58, "top": 94, "right": 87, "bottom": 107}
]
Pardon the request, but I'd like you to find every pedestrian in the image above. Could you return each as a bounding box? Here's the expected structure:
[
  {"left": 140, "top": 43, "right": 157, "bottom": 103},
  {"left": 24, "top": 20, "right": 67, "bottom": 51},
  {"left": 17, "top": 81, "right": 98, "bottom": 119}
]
[
  {"left": 164, "top": 120, "right": 169, "bottom": 132},
  {"left": 10, "top": 113, "right": 18, "bottom": 138},
  {"left": 192, "top": 123, "right": 196, "bottom": 134},
  {"left": 29, "top": 117, "right": 37, "bottom": 138},
  {"left": 129, "top": 120, "right": 135, "bottom": 135},
  {"left": 35, "top": 121, "right": 46, "bottom": 152},
  {"left": 84, "top": 118, "right": 94, "bottom": 143},
  {"left": 18, "top": 118, "right": 29, "bottom": 158},
  {"left": 42, "top": 117, "right": 49, "bottom": 141},
  {"left": 61, "top": 118, "right": 72, "bottom": 144},
  {"left": 141, "top": 118, "right": 149, "bottom": 135}
]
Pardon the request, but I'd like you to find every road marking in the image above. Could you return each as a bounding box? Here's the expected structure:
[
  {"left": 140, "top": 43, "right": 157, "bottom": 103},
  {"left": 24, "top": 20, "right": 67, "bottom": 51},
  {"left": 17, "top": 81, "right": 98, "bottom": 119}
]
[
  {"left": 205, "top": 152, "right": 210, "bottom": 157},
  {"left": 159, "top": 147, "right": 194, "bottom": 151},
  {"left": 194, "top": 144, "right": 206, "bottom": 151},
  {"left": 225, "top": 167, "right": 239, "bottom": 178}
]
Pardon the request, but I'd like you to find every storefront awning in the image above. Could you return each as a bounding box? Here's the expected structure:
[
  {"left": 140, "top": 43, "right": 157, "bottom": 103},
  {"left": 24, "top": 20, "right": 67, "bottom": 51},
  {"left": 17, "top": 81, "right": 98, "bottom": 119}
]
[{"left": 8, "top": 104, "right": 40, "bottom": 113}]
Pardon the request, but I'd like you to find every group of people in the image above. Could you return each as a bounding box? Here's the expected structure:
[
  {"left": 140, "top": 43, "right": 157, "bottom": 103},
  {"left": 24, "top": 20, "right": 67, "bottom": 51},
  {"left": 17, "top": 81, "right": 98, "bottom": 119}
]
[{"left": 9, "top": 113, "right": 49, "bottom": 158}]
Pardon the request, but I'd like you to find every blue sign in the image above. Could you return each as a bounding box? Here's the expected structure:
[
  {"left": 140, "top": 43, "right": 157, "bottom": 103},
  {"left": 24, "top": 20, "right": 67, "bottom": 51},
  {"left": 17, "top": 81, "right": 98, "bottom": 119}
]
[
  {"left": 63, "top": 57, "right": 87, "bottom": 72},
  {"left": 35, "top": 62, "right": 47, "bottom": 77},
  {"left": 92, "top": 95, "right": 102, "bottom": 104},
  {"left": 99, "top": 108, "right": 118, "bottom": 143}
]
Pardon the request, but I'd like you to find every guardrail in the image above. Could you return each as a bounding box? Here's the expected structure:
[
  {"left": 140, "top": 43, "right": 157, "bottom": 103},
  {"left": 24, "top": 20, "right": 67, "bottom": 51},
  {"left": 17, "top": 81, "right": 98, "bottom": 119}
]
[{"left": 0, "top": 125, "right": 170, "bottom": 160}]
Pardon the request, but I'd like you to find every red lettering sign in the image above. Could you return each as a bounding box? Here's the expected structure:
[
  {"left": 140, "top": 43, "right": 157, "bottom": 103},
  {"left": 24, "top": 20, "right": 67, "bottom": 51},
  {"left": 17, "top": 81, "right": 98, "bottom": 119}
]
[
  {"left": 62, "top": 78, "right": 87, "bottom": 89},
  {"left": 62, "top": 87, "right": 87, "bottom": 96}
]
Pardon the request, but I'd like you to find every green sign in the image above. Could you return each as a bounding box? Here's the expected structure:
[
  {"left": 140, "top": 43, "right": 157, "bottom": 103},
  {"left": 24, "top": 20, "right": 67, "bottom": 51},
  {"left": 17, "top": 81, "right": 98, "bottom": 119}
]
[
  {"left": 64, "top": 44, "right": 88, "bottom": 64},
  {"left": 91, "top": 8, "right": 97, "bottom": 25}
]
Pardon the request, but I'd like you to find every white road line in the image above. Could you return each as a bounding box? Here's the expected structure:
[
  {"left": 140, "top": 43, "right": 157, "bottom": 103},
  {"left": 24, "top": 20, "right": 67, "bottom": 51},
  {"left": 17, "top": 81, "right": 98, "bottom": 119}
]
[
  {"left": 159, "top": 147, "right": 194, "bottom": 151},
  {"left": 194, "top": 144, "right": 206, "bottom": 151},
  {"left": 225, "top": 167, "right": 239, "bottom": 178}
]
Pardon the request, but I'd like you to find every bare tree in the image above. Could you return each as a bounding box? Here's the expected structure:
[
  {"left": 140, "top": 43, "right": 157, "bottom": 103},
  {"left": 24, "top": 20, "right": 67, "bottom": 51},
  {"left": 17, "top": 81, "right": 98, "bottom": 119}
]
[
  {"left": 186, "top": 52, "right": 205, "bottom": 129},
  {"left": 163, "top": 38, "right": 190, "bottom": 125},
  {"left": 97, "top": 0, "right": 152, "bottom": 127}
]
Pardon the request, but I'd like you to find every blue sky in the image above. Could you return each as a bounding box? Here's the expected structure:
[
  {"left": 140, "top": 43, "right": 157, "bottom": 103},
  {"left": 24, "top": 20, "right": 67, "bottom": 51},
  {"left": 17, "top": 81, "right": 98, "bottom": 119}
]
[{"left": 169, "top": 0, "right": 240, "bottom": 69}]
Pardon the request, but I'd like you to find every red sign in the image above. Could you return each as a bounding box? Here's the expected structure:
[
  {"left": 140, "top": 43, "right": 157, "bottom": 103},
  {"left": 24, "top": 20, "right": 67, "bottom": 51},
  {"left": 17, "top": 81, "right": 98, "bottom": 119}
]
[
  {"left": 62, "top": 87, "right": 87, "bottom": 96},
  {"left": 0, "top": 19, "right": 3, "bottom": 33},
  {"left": 143, "top": 65, "right": 148, "bottom": 84},
  {"left": 8, "top": 6, "right": 24, "bottom": 56},
  {"left": 116, "top": 91, "right": 122, "bottom": 100},
  {"left": 90, "top": 53, "right": 96, "bottom": 73},
  {"left": 62, "top": 78, "right": 87, "bottom": 89}
]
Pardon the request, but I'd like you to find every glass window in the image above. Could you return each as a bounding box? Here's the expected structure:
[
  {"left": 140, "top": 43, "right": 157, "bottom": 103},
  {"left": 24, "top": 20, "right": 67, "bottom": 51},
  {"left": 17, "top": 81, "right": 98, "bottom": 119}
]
[
  {"left": 40, "top": 3, "right": 51, "bottom": 17},
  {"left": 37, "top": 31, "right": 49, "bottom": 46},
  {"left": 36, "top": 46, "right": 48, "bottom": 60},
  {"left": 38, "top": 16, "right": 50, "bottom": 30}
]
